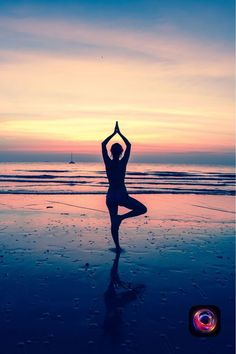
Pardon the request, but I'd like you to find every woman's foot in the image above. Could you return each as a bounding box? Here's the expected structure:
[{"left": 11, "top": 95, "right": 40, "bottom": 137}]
[
  {"left": 109, "top": 246, "right": 124, "bottom": 253},
  {"left": 115, "top": 245, "right": 122, "bottom": 253}
]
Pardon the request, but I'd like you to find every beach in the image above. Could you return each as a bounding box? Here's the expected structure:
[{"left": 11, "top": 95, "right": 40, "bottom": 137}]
[
  {"left": 0, "top": 193, "right": 234, "bottom": 354},
  {"left": 0, "top": 0, "right": 234, "bottom": 351}
]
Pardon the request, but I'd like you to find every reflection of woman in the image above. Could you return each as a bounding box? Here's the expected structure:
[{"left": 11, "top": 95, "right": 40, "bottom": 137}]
[
  {"left": 102, "top": 122, "right": 147, "bottom": 251},
  {"left": 103, "top": 252, "right": 145, "bottom": 337}
]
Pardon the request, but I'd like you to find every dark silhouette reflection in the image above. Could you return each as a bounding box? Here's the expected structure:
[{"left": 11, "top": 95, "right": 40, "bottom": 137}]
[
  {"left": 102, "top": 252, "right": 145, "bottom": 348},
  {"left": 102, "top": 122, "right": 147, "bottom": 251}
]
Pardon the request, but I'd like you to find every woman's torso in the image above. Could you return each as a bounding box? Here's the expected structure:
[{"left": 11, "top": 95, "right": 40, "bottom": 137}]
[{"left": 105, "top": 160, "right": 128, "bottom": 199}]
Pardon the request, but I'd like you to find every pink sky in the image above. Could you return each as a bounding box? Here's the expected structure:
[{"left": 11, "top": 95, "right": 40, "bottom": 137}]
[{"left": 0, "top": 18, "right": 234, "bottom": 160}]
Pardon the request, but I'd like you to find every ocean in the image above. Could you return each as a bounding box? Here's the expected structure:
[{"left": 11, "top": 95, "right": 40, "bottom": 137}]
[{"left": 0, "top": 162, "right": 234, "bottom": 195}]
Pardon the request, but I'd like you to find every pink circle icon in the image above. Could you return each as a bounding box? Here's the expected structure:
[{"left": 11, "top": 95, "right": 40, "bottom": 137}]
[{"left": 193, "top": 308, "right": 217, "bottom": 333}]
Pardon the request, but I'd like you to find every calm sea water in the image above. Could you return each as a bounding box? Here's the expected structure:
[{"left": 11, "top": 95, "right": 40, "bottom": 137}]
[{"left": 0, "top": 162, "right": 234, "bottom": 195}]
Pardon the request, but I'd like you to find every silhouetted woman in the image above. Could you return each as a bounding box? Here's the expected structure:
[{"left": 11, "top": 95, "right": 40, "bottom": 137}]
[{"left": 102, "top": 122, "right": 147, "bottom": 251}]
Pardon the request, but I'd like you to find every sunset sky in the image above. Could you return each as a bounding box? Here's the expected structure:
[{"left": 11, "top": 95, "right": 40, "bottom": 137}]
[{"left": 0, "top": 0, "right": 234, "bottom": 164}]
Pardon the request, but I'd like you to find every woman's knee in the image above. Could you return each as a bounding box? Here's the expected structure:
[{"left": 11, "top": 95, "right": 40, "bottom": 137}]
[{"left": 139, "top": 203, "right": 147, "bottom": 215}]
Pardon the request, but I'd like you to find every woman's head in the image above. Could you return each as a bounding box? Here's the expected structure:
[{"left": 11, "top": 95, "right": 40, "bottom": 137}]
[{"left": 111, "top": 143, "right": 123, "bottom": 159}]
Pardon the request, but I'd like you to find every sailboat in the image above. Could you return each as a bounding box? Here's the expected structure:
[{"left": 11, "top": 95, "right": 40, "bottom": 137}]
[{"left": 69, "top": 153, "right": 75, "bottom": 164}]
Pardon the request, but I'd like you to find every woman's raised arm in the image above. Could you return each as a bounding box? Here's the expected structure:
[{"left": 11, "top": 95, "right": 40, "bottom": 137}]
[
  {"left": 116, "top": 122, "right": 131, "bottom": 163},
  {"left": 102, "top": 129, "right": 116, "bottom": 163}
]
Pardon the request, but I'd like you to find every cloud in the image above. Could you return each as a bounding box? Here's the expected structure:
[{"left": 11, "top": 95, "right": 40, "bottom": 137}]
[{"left": 0, "top": 17, "right": 234, "bottom": 78}]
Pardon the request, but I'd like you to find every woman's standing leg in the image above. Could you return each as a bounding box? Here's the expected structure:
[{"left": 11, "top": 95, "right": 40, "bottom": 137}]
[{"left": 106, "top": 197, "right": 121, "bottom": 250}]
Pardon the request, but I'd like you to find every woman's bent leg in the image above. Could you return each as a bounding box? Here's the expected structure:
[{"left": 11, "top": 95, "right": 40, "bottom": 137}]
[{"left": 120, "top": 196, "right": 147, "bottom": 221}]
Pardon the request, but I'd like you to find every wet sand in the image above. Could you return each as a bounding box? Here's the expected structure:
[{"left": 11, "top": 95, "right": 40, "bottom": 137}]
[{"left": 0, "top": 194, "right": 235, "bottom": 354}]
